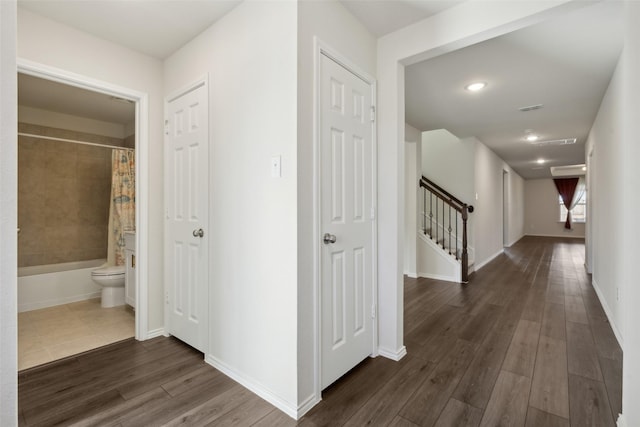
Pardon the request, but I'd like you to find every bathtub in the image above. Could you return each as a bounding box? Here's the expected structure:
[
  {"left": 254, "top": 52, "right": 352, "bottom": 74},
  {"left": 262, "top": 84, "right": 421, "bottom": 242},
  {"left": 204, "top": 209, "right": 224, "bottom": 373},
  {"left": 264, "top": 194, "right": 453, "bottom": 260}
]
[{"left": 18, "top": 259, "right": 105, "bottom": 312}]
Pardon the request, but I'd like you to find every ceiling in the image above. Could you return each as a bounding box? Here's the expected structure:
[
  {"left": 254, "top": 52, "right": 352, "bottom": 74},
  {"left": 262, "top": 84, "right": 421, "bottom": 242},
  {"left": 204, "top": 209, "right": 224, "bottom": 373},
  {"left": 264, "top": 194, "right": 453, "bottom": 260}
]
[
  {"left": 18, "top": 0, "right": 242, "bottom": 59},
  {"left": 405, "top": 1, "right": 624, "bottom": 179},
  {"left": 16, "top": 1, "right": 624, "bottom": 179},
  {"left": 18, "top": 73, "right": 135, "bottom": 124}
]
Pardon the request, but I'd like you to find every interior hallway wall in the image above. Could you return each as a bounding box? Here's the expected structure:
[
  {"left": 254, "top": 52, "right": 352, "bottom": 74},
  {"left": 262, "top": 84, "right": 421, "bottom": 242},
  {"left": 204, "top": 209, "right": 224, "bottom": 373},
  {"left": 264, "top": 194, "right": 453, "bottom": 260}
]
[
  {"left": 17, "top": 8, "right": 165, "bottom": 331},
  {"left": 165, "top": 0, "right": 299, "bottom": 414},
  {"left": 297, "top": 0, "right": 377, "bottom": 411},
  {"left": 0, "top": 0, "right": 18, "bottom": 424},
  {"left": 404, "top": 124, "right": 421, "bottom": 277},
  {"left": 524, "top": 178, "right": 585, "bottom": 239}
]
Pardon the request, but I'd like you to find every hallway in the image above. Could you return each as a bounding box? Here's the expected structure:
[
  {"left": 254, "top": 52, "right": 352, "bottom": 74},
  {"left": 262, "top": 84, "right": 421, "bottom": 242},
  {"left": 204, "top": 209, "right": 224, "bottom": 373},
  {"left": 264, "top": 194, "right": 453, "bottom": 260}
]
[{"left": 17, "top": 237, "right": 621, "bottom": 426}]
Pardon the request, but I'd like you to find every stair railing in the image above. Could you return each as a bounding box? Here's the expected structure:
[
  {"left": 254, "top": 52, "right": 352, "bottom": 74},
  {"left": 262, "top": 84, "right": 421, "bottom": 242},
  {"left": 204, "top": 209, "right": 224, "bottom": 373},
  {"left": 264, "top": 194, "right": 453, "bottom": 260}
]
[{"left": 419, "top": 176, "right": 474, "bottom": 283}]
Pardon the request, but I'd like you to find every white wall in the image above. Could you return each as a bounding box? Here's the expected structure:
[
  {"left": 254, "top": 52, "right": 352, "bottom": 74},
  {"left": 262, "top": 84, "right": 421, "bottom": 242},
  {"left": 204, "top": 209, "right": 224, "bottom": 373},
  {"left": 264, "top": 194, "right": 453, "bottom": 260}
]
[
  {"left": 404, "top": 124, "right": 421, "bottom": 277},
  {"left": 164, "top": 1, "right": 299, "bottom": 415},
  {"left": 622, "top": 2, "right": 640, "bottom": 424},
  {"left": 297, "top": 0, "right": 377, "bottom": 412},
  {"left": 585, "top": 54, "right": 623, "bottom": 343},
  {"left": 17, "top": 8, "right": 165, "bottom": 332},
  {"left": 524, "top": 179, "right": 585, "bottom": 238},
  {"left": 506, "top": 169, "right": 525, "bottom": 247},
  {"left": 18, "top": 105, "right": 126, "bottom": 138},
  {"left": 0, "top": 1, "right": 18, "bottom": 424},
  {"left": 473, "top": 140, "right": 506, "bottom": 268},
  {"left": 422, "top": 130, "right": 475, "bottom": 205}
]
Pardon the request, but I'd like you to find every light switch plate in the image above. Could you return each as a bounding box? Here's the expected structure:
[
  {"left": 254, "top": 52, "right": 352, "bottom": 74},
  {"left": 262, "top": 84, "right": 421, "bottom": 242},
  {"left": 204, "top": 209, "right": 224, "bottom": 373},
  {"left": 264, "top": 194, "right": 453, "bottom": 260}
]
[{"left": 271, "top": 156, "right": 281, "bottom": 178}]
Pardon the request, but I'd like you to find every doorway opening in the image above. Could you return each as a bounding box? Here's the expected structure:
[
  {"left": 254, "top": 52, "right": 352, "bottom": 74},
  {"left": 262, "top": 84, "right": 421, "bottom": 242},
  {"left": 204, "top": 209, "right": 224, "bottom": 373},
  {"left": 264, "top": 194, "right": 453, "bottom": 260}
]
[{"left": 16, "top": 60, "right": 149, "bottom": 370}]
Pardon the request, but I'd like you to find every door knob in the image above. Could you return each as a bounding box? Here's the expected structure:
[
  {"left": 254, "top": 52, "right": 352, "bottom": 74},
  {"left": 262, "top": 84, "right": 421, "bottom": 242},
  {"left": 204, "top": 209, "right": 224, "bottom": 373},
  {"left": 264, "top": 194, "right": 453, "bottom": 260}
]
[
  {"left": 193, "top": 228, "right": 204, "bottom": 238},
  {"left": 323, "top": 233, "right": 337, "bottom": 244}
]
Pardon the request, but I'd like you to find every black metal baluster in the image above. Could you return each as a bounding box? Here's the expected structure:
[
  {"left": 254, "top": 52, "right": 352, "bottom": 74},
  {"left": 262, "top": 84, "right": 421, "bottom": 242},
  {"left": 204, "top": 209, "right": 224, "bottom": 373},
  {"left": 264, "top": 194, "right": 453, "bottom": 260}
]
[
  {"left": 455, "top": 211, "right": 459, "bottom": 260},
  {"left": 448, "top": 204, "right": 452, "bottom": 255}
]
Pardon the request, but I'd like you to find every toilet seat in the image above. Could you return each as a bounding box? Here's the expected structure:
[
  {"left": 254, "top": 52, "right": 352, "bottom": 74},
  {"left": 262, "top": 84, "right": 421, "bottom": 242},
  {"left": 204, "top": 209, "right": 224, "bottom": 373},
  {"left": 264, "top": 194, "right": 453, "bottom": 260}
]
[{"left": 92, "top": 266, "right": 125, "bottom": 276}]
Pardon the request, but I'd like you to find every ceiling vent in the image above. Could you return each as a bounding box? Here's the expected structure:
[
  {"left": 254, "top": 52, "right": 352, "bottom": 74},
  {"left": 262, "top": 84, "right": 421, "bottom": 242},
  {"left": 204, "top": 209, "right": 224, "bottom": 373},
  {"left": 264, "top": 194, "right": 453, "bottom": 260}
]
[
  {"left": 531, "top": 138, "right": 577, "bottom": 146},
  {"left": 518, "top": 104, "right": 543, "bottom": 112}
]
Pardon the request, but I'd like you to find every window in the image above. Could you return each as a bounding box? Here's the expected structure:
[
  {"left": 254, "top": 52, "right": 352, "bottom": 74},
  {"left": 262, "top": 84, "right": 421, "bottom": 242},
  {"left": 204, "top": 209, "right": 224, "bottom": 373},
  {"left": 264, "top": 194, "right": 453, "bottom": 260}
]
[{"left": 560, "top": 192, "right": 586, "bottom": 223}]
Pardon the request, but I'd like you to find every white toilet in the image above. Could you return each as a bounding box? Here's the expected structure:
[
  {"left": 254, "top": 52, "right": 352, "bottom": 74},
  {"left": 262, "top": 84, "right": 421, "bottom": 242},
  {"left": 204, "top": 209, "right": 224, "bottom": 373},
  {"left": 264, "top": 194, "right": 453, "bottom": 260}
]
[{"left": 91, "top": 265, "right": 126, "bottom": 308}]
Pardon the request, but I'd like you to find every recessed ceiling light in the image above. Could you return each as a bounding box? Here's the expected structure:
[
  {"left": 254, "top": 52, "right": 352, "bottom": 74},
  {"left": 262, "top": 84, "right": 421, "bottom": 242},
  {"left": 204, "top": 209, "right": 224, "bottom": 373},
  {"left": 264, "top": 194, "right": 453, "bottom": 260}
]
[
  {"left": 465, "top": 82, "right": 487, "bottom": 92},
  {"left": 537, "top": 159, "right": 545, "bottom": 164},
  {"left": 526, "top": 135, "right": 539, "bottom": 142},
  {"left": 582, "top": 166, "right": 587, "bottom": 171}
]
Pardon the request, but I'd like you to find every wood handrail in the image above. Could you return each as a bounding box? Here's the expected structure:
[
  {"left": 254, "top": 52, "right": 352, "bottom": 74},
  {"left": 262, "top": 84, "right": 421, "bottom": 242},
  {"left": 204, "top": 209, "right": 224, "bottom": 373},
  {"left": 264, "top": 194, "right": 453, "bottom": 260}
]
[
  {"left": 420, "top": 176, "right": 474, "bottom": 213},
  {"left": 419, "top": 175, "right": 473, "bottom": 283}
]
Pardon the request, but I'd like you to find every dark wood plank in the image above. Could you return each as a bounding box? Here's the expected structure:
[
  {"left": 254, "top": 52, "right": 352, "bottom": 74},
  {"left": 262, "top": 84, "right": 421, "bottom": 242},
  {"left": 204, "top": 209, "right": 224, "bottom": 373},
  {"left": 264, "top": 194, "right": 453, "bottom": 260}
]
[
  {"left": 389, "top": 416, "right": 421, "bottom": 427},
  {"left": 566, "top": 321, "right": 603, "bottom": 381},
  {"left": 453, "top": 329, "right": 512, "bottom": 409},
  {"left": 302, "top": 356, "right": 408, "bottom": 426},
  {"left": 343, "top": 356, "right": 433, "bottom": 426},
  {"left": 564, "top": 295, "right": 589, "bottom": 325},
  {"left": 568, "top": 374, "right": 615, "bottom": 427},
  {"left": 521, "top": 289, "right": 546, "bottom": 323},
  {"left": 479, "top": 370, "right": 530, "bottom": 427},
  {"left": 399, "top": 339, "right": 476, "bottom": 427},
  {"left": 434, "top": 398, "right": 483, "bottom": 427},
  {"left": 525, "top": 406, "right": 569, "bottom": 427},
  {"left": 530, "top": 335, "right": 569, "bottom": 419},
  {"left": 598, "top": 356, "right": 623, "bottom": 421},
  {"left": 589, "top": 317, "right": 622, "bottom": 361},
  {"left": 251, "top": 409, "right": 298, "bottom": 427},
  {"left": 541, "top": 302, "right": 566, "bottom": 341},
  {"left": 502, "top": 319, "right": 541, "bottom": 378}
]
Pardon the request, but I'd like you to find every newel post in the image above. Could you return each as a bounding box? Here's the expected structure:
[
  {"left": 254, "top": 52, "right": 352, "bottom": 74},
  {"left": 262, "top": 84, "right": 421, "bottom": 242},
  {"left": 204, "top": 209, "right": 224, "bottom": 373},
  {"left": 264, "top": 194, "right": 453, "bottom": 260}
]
[{"left": 461, "top": 205, "right": 469, "bottom": 283}]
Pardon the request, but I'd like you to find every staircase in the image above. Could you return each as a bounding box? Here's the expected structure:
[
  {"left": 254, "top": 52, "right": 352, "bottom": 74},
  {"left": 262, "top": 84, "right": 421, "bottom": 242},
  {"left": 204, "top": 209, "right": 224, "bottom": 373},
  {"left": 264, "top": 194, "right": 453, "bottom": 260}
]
[{"left": 419, "top": 176, "right": 474, "bottom": 283}]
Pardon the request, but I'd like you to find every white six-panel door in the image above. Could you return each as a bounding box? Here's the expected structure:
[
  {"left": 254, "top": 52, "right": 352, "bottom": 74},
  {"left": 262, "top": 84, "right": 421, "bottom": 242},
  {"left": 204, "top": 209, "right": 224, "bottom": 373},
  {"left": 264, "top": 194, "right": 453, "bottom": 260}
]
[
  {"left": 165, "top": 81, "right": 209, "bottom": 353},
  {"left": 320, "top": 53, "right": 375, "bottom": 389}
]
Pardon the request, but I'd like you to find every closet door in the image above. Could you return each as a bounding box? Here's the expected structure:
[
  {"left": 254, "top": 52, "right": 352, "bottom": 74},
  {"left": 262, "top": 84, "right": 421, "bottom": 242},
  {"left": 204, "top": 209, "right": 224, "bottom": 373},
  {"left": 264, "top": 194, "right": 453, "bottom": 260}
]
[{"left": 165, "top": 80, "right": 209, "bottom": 353}]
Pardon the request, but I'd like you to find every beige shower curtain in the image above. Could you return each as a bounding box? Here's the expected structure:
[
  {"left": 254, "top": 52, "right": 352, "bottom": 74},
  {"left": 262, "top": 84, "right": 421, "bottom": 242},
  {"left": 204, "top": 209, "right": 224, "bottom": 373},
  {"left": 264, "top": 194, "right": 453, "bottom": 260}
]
[{"left": 107, "top": 149, "right": 135, "bottom": 266}]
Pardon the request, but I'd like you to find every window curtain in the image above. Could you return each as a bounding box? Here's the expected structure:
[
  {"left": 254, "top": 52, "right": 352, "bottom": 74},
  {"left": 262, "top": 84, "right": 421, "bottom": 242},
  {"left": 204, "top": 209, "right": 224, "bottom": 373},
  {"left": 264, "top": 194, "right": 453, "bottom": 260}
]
[
  {"left": 553, "top": 177, "right": 579, "bottom": 230},
  {"left": 569, "top": 176, "right": 586, "bottom": 212}
]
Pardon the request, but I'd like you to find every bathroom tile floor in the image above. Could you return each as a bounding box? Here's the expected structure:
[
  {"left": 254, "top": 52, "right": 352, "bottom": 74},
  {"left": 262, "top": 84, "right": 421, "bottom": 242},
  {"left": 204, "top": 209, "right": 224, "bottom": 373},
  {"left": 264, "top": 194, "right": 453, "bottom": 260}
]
[{"left": 18, "top": 298, "right": 134, "bottom": 370}]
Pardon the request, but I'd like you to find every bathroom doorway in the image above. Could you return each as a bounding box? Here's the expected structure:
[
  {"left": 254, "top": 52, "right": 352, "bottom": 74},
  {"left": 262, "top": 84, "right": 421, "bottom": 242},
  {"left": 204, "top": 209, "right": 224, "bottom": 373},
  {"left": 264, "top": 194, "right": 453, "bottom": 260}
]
[{"left": 16, "top": 65, "right": 148, "bottom": 370}]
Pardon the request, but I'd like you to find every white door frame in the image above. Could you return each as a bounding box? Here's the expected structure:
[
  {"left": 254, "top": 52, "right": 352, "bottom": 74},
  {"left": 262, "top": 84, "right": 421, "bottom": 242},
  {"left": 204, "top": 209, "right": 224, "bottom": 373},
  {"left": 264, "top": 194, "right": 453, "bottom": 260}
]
[
  {"left": 163, "top": 75, "right": 209, "bottom": 352},
  {"left": 312, "top": 38, "right": 378, "bottom": 400},
  {"left": 17, "top": 58, "right": 151, "bottom": 340}
]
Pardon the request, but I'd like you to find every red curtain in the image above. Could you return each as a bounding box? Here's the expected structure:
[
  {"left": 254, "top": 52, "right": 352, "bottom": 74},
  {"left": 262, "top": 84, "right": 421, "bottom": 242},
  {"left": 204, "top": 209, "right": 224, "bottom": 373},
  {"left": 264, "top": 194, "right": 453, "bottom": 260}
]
[{"left": 553, "top": 178, "right": 579, "bottom": 229}]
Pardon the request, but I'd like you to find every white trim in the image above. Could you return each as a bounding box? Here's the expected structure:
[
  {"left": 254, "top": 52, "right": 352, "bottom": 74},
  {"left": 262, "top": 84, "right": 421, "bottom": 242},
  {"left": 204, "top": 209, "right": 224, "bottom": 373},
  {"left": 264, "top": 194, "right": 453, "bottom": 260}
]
[
  {"left": 524, "top": 233, "right": 585, "bottom": 239},
  {"left": 146, "top": 327, "right": 166, "bottom": 339},
  {"left": 418, "top": 272, "right": 460, "bottom": 283},
  {"left": 617, "top": 414, "right": 627, "bottom": 427},
  {"left": 205, "top": 354, "right": 299, "bottom": 420},
  {"left": 313, "top": 37, "right": 378, "bottom": 399},
  {"left": 473, "top": 249, "right": 505, "bottom": 271},
  {"left": 297, "top": 393, "right": 322, "bottom": 419},
  {"left": 378, "top": 345, "right": 407, "bottom": 361},
  {"left": 405, "top": 272, "right": 418, "bottom": 279},
  {"left": 505, "top": 234, "right": 525, "bottom": 248},
  {"left": 16, "top": 59, "right": 151, "bottom": 341},
  {"left": 592, "top": 278, "right": 624, "bottom": 350}
]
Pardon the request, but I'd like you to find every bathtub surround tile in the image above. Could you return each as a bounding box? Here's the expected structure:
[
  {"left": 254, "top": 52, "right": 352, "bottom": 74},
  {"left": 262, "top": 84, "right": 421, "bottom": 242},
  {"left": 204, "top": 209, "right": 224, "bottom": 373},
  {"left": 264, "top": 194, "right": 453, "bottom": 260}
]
[
  {"left": 18, "top": 123, "right": 125, "bottom": 267},
  {"left": 18, "top": 298, "right": 134, "bottom": 370}
]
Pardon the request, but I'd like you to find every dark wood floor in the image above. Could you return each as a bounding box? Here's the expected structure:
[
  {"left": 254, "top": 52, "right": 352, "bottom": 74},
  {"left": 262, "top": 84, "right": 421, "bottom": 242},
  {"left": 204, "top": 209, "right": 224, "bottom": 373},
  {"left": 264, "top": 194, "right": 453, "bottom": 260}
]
[{"left": 18, "top": 236, "right": 622, "bottom": 426}]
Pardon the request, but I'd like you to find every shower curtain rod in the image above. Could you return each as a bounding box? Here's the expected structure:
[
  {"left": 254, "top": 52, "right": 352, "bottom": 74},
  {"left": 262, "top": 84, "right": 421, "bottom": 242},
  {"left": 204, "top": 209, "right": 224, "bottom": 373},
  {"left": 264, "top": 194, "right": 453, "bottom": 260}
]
[{"left": 18, "top": 132, "right": 135, "bottom": 152}]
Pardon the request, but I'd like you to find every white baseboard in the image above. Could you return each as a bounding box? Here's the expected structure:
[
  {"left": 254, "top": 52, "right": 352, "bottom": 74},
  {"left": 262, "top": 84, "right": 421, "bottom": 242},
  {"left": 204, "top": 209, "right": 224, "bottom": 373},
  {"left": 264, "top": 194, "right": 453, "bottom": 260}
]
[
  {"left": 525, "top": 233, "right": 585, "bottom": 239},
  {"left": 145, "top": 328, "right": 166, "bottom": 339},
  {"left": 591, "top": 278, "right": 624, "bottom": 350},
  {"left": 473, "top": 249, "right": 504, "bottom": 271},
  {"left": 404, "top": 271, "right": 418, "bottom": 279},
  {"left": 417, "top": 272, "right": 460, "bottom": 283},
  {"left": 205, "top": 354, "right": 299, "bottom": 420},
  {"left": 505, "top": 234, "right": 525, "bottom": 248},
  {"left": 617, "top": 413, "right": 627, "bottom": 427},
  {"left": 297, "top": 393, "right": 321, "bottom": 419},
  {"left": 18, "top": 292, "right": 101, "bottom": 313},
  {"left": 378, "top": 345, "right": 407, "bottom": 361}
]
